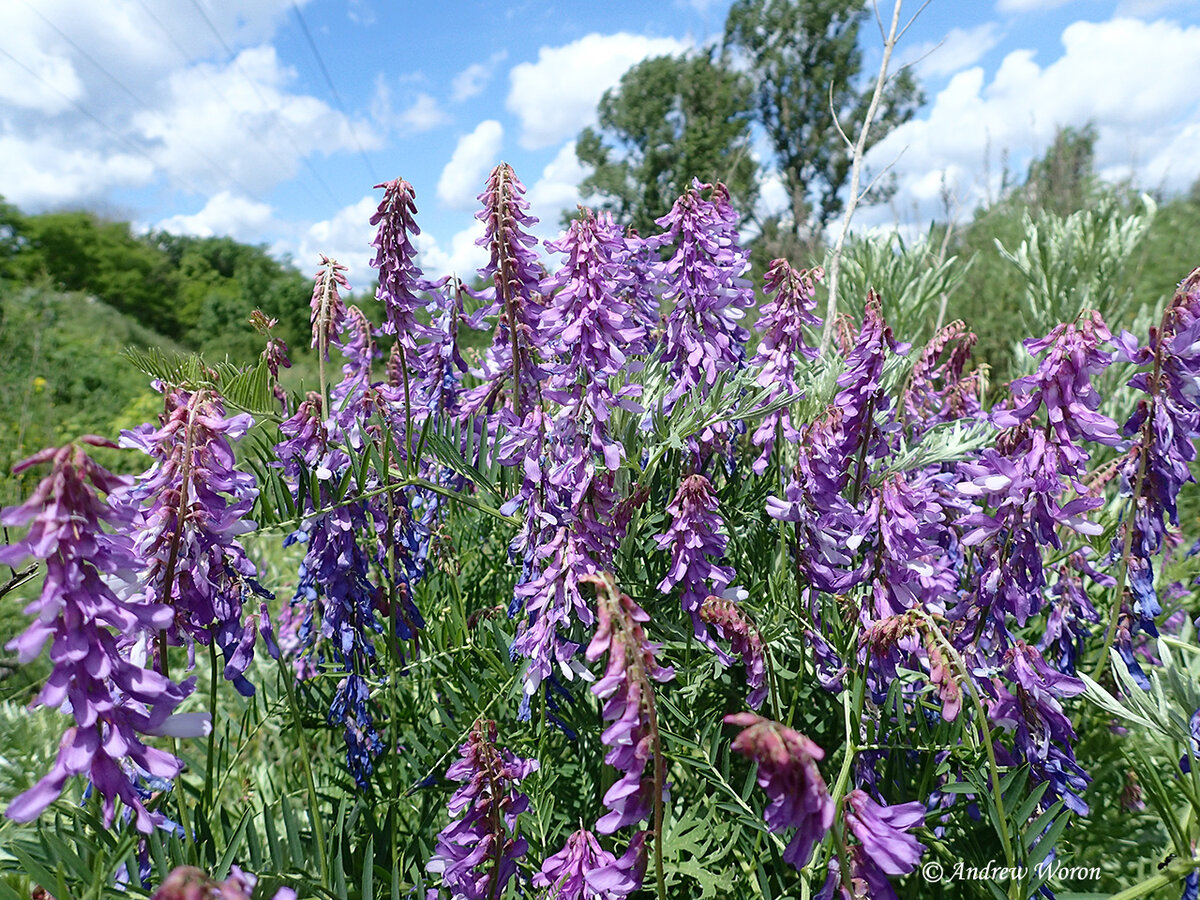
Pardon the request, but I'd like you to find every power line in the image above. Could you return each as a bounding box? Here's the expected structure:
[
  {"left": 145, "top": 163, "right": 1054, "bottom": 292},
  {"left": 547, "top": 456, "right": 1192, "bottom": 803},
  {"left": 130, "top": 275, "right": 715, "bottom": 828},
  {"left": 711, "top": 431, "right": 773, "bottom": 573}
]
[
  {"left": 23, "top": 1, "right": 270, "bottom": 206},
  {"left": 186, "top": 0, "right": 345, "bottom": 212},
  {"left": 290, "top": 1, "right": 378, "bottom": 184},
  {"left": 0, "top": 43, "right": 207, "bottom": 198},
  {"left": 133, "top": 0, "right": 333, "bottom": 215}
]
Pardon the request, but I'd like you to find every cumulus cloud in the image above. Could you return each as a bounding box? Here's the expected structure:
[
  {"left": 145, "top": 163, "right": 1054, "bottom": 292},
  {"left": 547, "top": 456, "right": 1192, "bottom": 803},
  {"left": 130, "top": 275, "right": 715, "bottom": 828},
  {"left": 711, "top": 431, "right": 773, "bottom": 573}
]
[
  {"left": 396, "top": 93, "right": 451, "bottom": 132},
  {"left": 0, "top": 43, "right": 83, "bottom": 115},
  {"left": 861, "top": 17, "right": 1200, "bottom": 230},
  {"left": 133, "top": 45, "right": 379, "bottom": 194},
  {"left": 289, "top": 194, "right": 380, "bottom": 282},
  {"left": 437, "top": 120, "right": 504, "bottom": 210},
  {"left": 527, "top": 141, "right": 587, "bottom": 225},
  {"left": 156, "top": 192, "right": 275, "bottom": 241},
  {"left": 905, "top": 23, "right": 1003, "bottom": 79},
  {"left": 372, "top": 75, "right": 450, "bottom": 133},
  {"left": 451, "top": 51, "right": 508, "bottom": 103},
  {"left": 0, "top": 135, "right": 153, "bottom": 207},
  {"left": 506, "top": 32, "right": 689, "bottom": 150},
  {"left": 414, "top": 221, "right": 489, "bottom": 280},
  {"left": 995, "top": 0, "right": 1076, "bottom": 12}
]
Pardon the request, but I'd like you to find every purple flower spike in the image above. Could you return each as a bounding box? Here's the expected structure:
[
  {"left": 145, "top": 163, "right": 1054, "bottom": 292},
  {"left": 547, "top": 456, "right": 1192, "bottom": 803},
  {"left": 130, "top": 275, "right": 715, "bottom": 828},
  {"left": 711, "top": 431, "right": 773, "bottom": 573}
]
[
  {"left": 903, "top": 320, "right": 982, "bottom": 432},
  {"left": 750, "top": 260, "right": 823, "bottom": 474},
  {"left": 996, "top": 310, "right": 1121, "bottom": 469},
  {"left": 1, "top": 439, "right": 196, "bottom": 833},
  {"left": 461, "top": 163, "right": 546, "bottom": 421},
  {"left": 700, "top": 594, "right": 768, "bottom": 709},
  {"left": 535, "top": 828, "right": 646, "bottom": 900},
  {"left": 427, "top": 718, "right": 538, "bottom": 900},
  {"left": 370, "top": 177, "right": 433, "bottom": 345},
  {"left": 120, "top": 387, "right": 269, "bottom": 695},
  {"left": 310, "top": 255, "right": 350, "bottom": 360},
  {"left": 842, "top": 790, "right": 925, "bottom": 876},
  {"left": 584, "top": 573, "right": 672, "bottom": 844},
  {"left": 1116, "top": 270, "right": 1200, "bottom": 631},
  {"left": 650, "top": 180, "right": 754, "bottom": 410},
  {"left": 656, "top": 474, "right": 736, "bottom": 649},
  {"left": 725, "top": 712, "right": 834, "bottom": 870}
]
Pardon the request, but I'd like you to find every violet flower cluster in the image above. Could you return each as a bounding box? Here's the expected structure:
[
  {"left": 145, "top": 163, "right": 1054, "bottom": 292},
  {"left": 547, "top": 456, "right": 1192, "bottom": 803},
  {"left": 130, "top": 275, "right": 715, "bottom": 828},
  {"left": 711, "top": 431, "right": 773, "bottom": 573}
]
[
  {"left": 534, "top": 829, "right": 646, "bottom": 900},
  {"left": 1, "top": 439, "right": 200, "bottom": 833},
  {"left": 120, "top": 386, "right": 272, "bottom": 695},
  {"left": 816, "top": 790, "right": 925, "bottom": 900},
  {"left": 749, "top": 259, "right": 822, "bottom": 474},
  {"left": 427, "top": 718, "right": 538, "bottom": 900},
  {"left": 508, "top": 209, "right": 647, "bottom": 709},
  {"left": 583, "top": 573, "right": 673, "bottom": 891},
  {"left": 1114, "top": 268, "right": 1200, "bottom": 634},
  {"left": 699, "top": 594, "right": 767, "bottom": 709},
  {"left": 649, "top": 180, "right": 754, "bottom": 411},
  {"left": 724, "top": 713, "right": 833, "bottom": 869},
  {"left": 656, "top": 474, "right": 736, "bottom": 651}
]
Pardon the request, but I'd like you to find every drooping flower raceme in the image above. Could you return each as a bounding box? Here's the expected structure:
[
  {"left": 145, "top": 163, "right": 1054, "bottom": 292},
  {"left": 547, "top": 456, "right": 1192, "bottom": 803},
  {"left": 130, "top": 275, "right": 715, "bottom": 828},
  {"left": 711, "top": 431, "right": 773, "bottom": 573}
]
[
  {"left": 534, "top": 829, "right": 647, "bottom": 900},
  {"left": 699, "top": 593, "right": 767, "bottom": 709},
  {"left": 816, "top": 790, "right": 926, "bottom": 900},
  {"left": 460, "top": 163, "right": 547, "bottom": 423},
  {"left": 725, "top": 712, "right": 834, "bottom": 870},
  {"left": 584, "top": 572, "right": 672, "bottom": 879},
  {"left": 507, "top": 209, "right": 647, "bottom": 709},
  {"left": 427, "top": 718, "right": 538, "bottom": 900},
  {"left": 656, "top": 474, "right": 736, "bottom": 650},
  {"left": 649, "top": 180, "right": 754, "bottom": 411},
  {"left": 1, "top": 439, "right": 200, "bottom": 833},
  {"left": 120, "top": 386, "right": 272, "bottom": 695},
  {"left": 370, "top": 177, "right": 432, "bottom": 346},
  {"left": 1114, "top": 268, "right": 1200, "bottom": 632},
  {"left": 749, "top": 259, "right": 822, "bottom": 474}
]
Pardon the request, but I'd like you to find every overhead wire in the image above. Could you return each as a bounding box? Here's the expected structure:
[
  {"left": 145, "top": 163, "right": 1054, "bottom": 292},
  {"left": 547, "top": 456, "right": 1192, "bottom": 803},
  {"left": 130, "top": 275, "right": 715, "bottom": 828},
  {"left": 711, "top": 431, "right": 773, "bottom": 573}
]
[
  {"left": 131, "top": 0, "right": 332, "bottom": 215},
  {"left": 185, "top": 0, "right": 345, "bottom": 212},
  {"left": 22, "top": 1, "right": 270, "bottom": 206},
  {"left": 0, "top": 43, "right": 207, "bottom": 198},
  {"left": 289, "top": 1, "right": 378, "bottom": 184}
]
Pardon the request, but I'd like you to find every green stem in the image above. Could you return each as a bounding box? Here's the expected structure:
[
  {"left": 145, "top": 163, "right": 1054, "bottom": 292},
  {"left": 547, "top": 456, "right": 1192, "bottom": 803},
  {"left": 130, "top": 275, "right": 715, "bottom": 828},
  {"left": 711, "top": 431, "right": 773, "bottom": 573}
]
[
  {"left": 1108, "top": 858, "right": 1200, "bottom": 900},
  {"left": 914, "top": 610, "right": 1017, "bottom": 890},
  {"left": 277, "top": 653, "right": 329, "bottom": 884}
]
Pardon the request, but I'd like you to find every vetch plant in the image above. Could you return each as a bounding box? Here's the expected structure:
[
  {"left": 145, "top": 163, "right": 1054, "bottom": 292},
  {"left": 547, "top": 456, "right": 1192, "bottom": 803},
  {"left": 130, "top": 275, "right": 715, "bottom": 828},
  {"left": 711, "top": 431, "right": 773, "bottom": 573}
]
[{"left": 1, "top": 161, "right": 1199, "bottom": 900}]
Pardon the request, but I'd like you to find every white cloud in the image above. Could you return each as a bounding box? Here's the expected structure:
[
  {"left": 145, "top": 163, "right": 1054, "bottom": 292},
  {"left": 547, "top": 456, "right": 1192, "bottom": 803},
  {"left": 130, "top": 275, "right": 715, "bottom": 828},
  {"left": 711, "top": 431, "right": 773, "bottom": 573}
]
[
  {"left": 0, "top": 135, "right": 153, "bottom": 207},
  {"left": 506, "top": 32, "right": 689, "bottom": 150},
  {"left": 862, "top": 17, "right": 1200, "bottom": 230},
  {"left": 906, "top": 23, "right": 1003, "bottom": 79},
  {"left": 397, "top": 93, "right": 450, "bottom": 132},
  {"left": 0, "top": 45, "right": 83, "bottom": 115},
  {"left": 1116, "top": 0, "right": 1194, "bottom": 12},
  {"left": 414, "top": 221, "right": 489, "bottom": 280},
  {"left": 290, "top": 195, "right": 380, "bottom": 284},
  {"left": 437, "top": 120, "right": 504, "bottom": 210},
  {"left": 451, "top": 51, "right": 508, "bottom": 103},
  {"left": 527, "top": 141, "right": 587, "bottom": 224},
  {"left": 995, "top": 0, "right": 1075, "bottom": 12},
  {"left": 134, "top": 45, "right": 380, "bottom": 194},
  {"left": 156, "top": 192, "right": 275, "bottom": 241}
]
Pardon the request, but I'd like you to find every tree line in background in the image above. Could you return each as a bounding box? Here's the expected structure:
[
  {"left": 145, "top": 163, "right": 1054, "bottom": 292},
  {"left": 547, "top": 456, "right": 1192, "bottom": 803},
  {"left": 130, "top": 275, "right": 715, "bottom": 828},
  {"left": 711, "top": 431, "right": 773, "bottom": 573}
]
[{"left": 576, "top": 0, "right": 922, "bottom": 250}]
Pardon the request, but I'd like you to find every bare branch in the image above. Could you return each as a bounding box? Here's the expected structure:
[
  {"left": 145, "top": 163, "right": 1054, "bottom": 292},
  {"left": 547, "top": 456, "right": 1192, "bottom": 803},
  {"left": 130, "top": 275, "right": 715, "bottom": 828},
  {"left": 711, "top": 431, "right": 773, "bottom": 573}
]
[
  {"left": 830, "top": 81, "right": 855, "bottom": 153},
  {"left": 856, "top": 146, "right": 907, "bottom": 203},
  {"left": 819, "top": 0, "right": 906, "bottom": 357},
  {"left": 897, "top": 0, "right": 933, "bottom": 43}
]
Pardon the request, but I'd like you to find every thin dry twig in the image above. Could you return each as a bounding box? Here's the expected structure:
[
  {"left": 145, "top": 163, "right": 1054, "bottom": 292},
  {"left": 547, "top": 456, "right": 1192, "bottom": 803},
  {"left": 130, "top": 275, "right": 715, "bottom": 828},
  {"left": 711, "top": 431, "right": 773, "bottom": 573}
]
[{"left": 819, "top": 0, "right": 916, "bottom": 356}]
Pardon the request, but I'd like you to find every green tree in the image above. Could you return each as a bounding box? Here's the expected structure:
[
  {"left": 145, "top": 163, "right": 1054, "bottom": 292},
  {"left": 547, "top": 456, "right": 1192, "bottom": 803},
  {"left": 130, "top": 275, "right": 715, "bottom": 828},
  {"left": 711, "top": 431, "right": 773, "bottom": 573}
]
[
  {"left": 723, "top": 0, "right": 922, "bottom": 243},
  {"left": 575, "top": 50, "right": 759, "bottom": 235}
]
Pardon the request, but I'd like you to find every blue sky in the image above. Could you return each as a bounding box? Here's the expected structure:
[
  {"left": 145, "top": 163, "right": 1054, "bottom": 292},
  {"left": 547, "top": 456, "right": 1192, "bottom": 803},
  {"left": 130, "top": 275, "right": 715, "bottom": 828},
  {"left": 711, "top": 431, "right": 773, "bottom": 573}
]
[{"left": 0, "top": 0, "right": 1197, "bottom": 283}]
